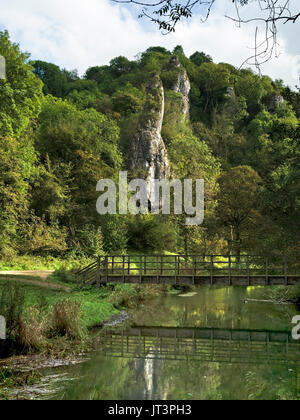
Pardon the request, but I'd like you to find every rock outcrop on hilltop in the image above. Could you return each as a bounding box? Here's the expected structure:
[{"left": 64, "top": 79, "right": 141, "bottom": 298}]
[
  {"left": 168, "top": 56, "right": 191, "bottom": 118},
  {"left": 129, "top": 74, "right": 170, "bottom": 189},
  {"left": 268, "top": 93, "right": 284, "bottom": 113},
  {"left": 129, "top": 57, "right": 191, "bottom": 202}
]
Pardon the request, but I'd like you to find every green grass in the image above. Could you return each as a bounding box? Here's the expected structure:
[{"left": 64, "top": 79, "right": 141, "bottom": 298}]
[
  {"left": 0, "top": 277, "right": 119, "bottom": 331},
  {"left": 0, "top": 255, "right": 93, "bottom": 271}
]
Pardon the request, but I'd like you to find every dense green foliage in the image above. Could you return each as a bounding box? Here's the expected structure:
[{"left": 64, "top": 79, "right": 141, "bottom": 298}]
[{"left": 1, "top": 32, "right": 300, "bottom": 260}]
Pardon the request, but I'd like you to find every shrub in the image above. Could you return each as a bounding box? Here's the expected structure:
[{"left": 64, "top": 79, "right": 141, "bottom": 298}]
[
  {"left": 0, "top": 282, "right": 25, "bottom": 338},
  {"left": 51, "top": 300, "right": 83, "bottom": 339},
  {"left": 17, "top": 308, "right": 48, "bottom": 351},
  {"left": 0, "top": 283, "right": 48, "bottom": 352},
  {"left": 20, "top": 214, "right": 68, "bottom": 255},
  {"left": 101, "top": 215, "right": 128, "bottom": 253},
  {"left": 127, "top": 215, "right": 177, "bottom": 252},
  {"left": 50, "top": 269, "right": 77, "bottom": 284},
  {"left": 74, "top": 225, "right": 104, "bottom": 256},
  {"left": 108, "top": 284, "right": 163, "bottom": 309}
]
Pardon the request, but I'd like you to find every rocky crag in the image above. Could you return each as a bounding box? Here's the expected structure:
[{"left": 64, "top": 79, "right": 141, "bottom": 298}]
[
  {"left": 129, "top": 57, "right": 191, "bottom": 196},
  {"left": 168, "top": 55, "right": 191, "bottom": 118}
]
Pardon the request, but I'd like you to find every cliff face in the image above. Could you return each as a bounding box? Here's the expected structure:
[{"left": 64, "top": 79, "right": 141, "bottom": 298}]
[
  {"left": 129, "top": 74, "right": 170, "bottom": 188},
  {"left": 169, "top": 56, "right": 191, "bottom": 118},
  {"left": 268, "top": 93, "right": 284, "bottom": 113},
  {"left": 129, "top": 58, "right": 191, "bottom": 196}
]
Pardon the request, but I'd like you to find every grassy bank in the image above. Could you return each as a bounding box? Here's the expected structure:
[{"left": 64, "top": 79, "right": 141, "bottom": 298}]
[
  {"left": 0, "top": 276, "right": 119, "bottom": 328},
  {"left": 0, "top": 270, "right": 167, "bottom": 398},
  {"left": 0, "top": 277, "right": 118, "bottom": 354},
  {"left": 0, "top": 271, "right": 166, "bottom": 356}
]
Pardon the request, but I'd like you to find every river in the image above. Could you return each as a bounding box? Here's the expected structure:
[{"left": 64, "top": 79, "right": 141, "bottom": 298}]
[{"left": 52, "top": 286, "right": 300, "bottom": 400}]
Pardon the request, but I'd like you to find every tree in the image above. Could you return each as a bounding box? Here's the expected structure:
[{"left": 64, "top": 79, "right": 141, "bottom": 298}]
[
  {"left": 189, "top": 51, "right": 212, "bottom": 67},
  {"left": 194, "top": 62, "right": 230, "bottom": 119},
  {"left": 36, "top": 97, "right": 121, "bottom": 168},
  {"left": 110, "top": 56, "right": 134, "bottom": 77},
  {"left": 169, "top": 132, "right": 220, "bottom": 254},
  {"left": 127, "top": 214, "right": 176, "bottom": 252},
  {"left": 0, "top": 31, "right": 43, "bottom": 256},
  {"left": 34, "top": 97, "right": 123, "bottom": 253},
  {"left": 112, "top": 83, "right": 144, "bottom": 116},
  {"left": 0, "top": 137, "right": 30, "bottom": 256},
  {"left": 262, "top": 137, "right": 300, "bottom": 253},
  {"left": 0, "top": 31, "right": 43, "bottom": 137},
  {"left": 33, "top": 61, "right": 68, "bottom": 97},
  {"left": 199, "top": 95, "right": 248, "bottom": 167},
  {"left": 246, "top": 104, "right": 298, "bottom": 176},
  {"left": 217, "top": 165, "right": 262, "bottom": 257}
]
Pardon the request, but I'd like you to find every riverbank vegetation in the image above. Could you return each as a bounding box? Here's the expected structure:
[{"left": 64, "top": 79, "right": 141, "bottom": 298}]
[
  {"left": 0, "top": 271, "right": 168, "bottom": 398},
  {"left": 0, "top": 274, "right": 165, "bottom": 357}
]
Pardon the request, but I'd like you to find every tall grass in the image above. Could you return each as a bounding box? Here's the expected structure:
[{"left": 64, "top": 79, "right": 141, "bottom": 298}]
[
  {"left": 17, "top": 308, "right": 48, "bottom": 351},
  {"left": 0, "top": 282, "right": 84, "bottom": 354},
  {"left": 0, "top": 282, "right": 25, "bottom": 338},
  {"left": 108, "top": 284, "right": 167, "bottom": 309},
  {"left": 51, "top": 300, "right": 83, "bottom": 339}
]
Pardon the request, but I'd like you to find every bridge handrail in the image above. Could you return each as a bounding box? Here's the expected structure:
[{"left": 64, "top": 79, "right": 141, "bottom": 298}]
[
  {"left": 77, "top": 260, "right": 97, "bottom": 275},
  {"left": 76, "top": 253, "right": 300, "bottom": 286}
]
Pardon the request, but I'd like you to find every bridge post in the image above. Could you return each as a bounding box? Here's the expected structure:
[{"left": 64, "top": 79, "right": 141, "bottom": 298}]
[
  {"left": 284, "top": 257, "right": 288, "bottom": 285},
  {"left": 175, "top": 255, "right": 178, "bottom": 285},
  {"left": 192, "top": 255, "right": 196, "bottom": 285},
  {"left": 122, "top": 255, "right": 125, "bottom": 284},
  {"left": 210, "top": 256, "right": 214, "bottom": 286},
  {"left": 105, "top": 256, "right": 108, "bottom": 284},
  {"left": 229, "top": 255, "right": 232, "bottom": 286},
  {"left": 96, "top": 256, "right": 101, "bottom": 288},
  {"left": 139, "top": 256, "right": 142, "bottom": 283},
  {"left": 247, "top": 256, "right": 250, "bottom": 286}
]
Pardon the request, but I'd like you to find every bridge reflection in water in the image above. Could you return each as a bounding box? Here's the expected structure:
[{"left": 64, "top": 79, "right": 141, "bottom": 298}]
[{"left": 96, "top": 327, "right": 300, "bottom": 365}]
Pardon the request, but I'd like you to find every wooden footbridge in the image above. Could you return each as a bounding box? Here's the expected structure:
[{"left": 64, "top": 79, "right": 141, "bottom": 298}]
[
  {"left": 96, "top": 326, "right": 300, "bottom": 365},
  {"left": 77, "top": 254, "right": 300, "bottom": 287}
]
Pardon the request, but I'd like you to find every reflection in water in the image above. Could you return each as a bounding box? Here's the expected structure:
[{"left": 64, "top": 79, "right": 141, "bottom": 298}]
[
  {"left": 144, "top": 352, "right": 153, "bottom": 399},
  {"left": 55, "top": 287, "right": 300, "bottom": 400},
  {"left": 96, "top": 327, "right": 300, "bottom": 365}
]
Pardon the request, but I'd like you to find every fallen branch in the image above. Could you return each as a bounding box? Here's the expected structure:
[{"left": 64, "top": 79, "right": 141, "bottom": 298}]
[{"left": 244, "top": 298, "right": 294, "bottom": 305}]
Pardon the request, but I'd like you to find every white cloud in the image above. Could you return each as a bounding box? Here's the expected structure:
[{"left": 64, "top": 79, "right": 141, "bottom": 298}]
[{"left": 0, "top": 0, "right": 299, "bottom": 87}]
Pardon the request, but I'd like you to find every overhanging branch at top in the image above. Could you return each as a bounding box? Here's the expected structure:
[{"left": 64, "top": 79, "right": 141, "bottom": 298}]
[{"left": 112, "top": 0, "right": 300, "bottom": 70}]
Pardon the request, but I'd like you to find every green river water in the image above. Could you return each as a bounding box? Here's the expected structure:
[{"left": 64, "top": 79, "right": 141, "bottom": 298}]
[{"left": 53, "top": 286, "right": 300, "bottom": 400}]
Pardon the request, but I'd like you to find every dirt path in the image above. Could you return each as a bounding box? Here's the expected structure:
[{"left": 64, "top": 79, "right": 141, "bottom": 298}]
[
  {"left": 0, "top": 270, "right": 54, "bottom": 280},
  {"left": 0, "top": 271, "right": 71, "bottom": 292}
]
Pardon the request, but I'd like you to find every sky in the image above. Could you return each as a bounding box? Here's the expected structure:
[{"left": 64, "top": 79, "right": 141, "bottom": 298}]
[{"left": 0, "top": 0, "right": 299, "bottom": 87}]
